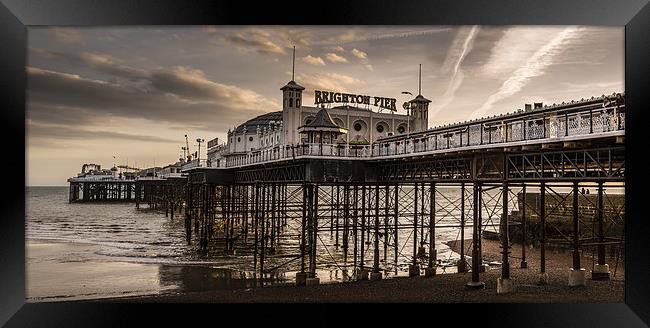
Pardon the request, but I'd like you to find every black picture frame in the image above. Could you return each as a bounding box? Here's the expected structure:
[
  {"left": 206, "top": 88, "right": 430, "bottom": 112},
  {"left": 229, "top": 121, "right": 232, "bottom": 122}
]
[{"left": 2, "top": 0, "right": 649, "bottom": 326}]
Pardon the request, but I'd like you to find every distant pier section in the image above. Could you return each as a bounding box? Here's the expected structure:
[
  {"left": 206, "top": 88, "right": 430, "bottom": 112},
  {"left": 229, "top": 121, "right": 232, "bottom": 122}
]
[{"left": 67, "top": 162, "right": 186, "bottom": 204}]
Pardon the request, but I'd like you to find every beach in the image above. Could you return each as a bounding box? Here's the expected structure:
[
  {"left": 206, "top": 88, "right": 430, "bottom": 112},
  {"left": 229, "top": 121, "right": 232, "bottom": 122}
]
[{"left": 88, "top": 238, "right": 624, "bottom": 303}]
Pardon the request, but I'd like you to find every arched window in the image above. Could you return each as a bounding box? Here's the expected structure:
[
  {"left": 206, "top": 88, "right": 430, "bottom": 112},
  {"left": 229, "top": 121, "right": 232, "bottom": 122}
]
[
  {"left": 296, "top": 99, "right": 300, "bottom": 107},
  {"left": 289, "top": 98, "right": 293, "bottom": 107}
]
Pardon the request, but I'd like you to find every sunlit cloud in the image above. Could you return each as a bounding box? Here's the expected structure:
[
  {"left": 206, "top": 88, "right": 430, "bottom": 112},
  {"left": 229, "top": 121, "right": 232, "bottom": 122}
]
[
  {"left": 351, "top": 48, "right": 368, "bottom": 60},
  {"left": 295, "top": 72, "right": 364, "bottom": 102},
  {"left": 223, "top": 29, "right": 286, "bottom": 55},
  {"left": 325, "top": 52, "right": 348, "bottom": 63},
  {"left": 302, "top": 55, "right": 326, "bottom": 66}
]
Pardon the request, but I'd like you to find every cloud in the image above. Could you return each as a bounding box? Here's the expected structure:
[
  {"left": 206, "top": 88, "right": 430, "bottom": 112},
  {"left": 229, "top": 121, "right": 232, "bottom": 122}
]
[
  {"left": 331, "top": 46, "right": 344, "bottom": 52},
  {"left": 481, "top": 27, "right": 563, "bottom": 77},
  {"left": 27, "top": 122, "right": 178, "bottom": 144},
  {"left": 48, "top": 27, "right": 82, "bottom": 43},
  {"left": 295, "top": 72, "right": 363, "bottom": 94},
  {"left": 470, "top": 26, "right": 583, "bottom": 118},
  {"left": 316, "top": 27, "right": 451, "bottom": 46},
  {"left": 302, "top": 55, "right": 326, "bottom": 66},
  {"left": 351, "top": 48, "right": 373, "bottom": 71},
  {"left": 351, "top": 48, "right": 368, "bottom": 60},
  {"left": 148, "top": 66, "right": 272, "bottom": 108},
  {"left": 280, "top": 29, "right": 313, "bottom": 47},
  {"left": 224, "top": 29, "right": 286, "bottom": 55},
  {"left": 26, "top": 66, "right": 277, "bottom": 131},
  {"left": 33, "top": 49, "right": 147, "bottom": 80},
  {"left": 325, "top": 52, "right": 348, "bottom": 63},
  {"left": 560, "top": 81, "right": 623, "bottom": 94},
  {"left": 430, "top": 26, "right": 480, "bottom": 117}
]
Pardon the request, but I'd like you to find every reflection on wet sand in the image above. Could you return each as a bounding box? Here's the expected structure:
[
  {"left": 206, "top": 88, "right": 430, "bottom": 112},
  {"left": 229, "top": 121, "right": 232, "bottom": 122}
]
[{"left": 158, "top": 265, "right": 291, "bottom": 292}]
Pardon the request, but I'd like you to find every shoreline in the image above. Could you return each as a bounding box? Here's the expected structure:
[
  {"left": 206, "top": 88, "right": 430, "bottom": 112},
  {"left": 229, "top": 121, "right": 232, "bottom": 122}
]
[{"left": 64, "top": 238, "right": 623, "bottom": 303}]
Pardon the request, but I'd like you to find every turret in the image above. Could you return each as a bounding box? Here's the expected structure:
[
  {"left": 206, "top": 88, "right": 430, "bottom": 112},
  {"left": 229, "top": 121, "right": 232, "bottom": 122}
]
[
  {"left": 281, "top": 46, "right": 305, "bottom": 145},
  {"left": 409, "top": 64, "right": 431, "bottom": 133}
]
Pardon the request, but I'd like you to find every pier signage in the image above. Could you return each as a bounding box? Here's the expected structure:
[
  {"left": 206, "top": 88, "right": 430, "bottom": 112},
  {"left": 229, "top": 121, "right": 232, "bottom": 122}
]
[{"left": 314, "top": 90, "right": 397, "bottom": 111}]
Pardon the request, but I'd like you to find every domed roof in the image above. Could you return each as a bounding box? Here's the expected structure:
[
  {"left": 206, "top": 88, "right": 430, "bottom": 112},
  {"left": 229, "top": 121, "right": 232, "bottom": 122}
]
[
  {"left": 110, "top": 166, "right": 118, "bottom": 171},
  {"left": 233, "top": 111, "right": 283, "bottom": 134},
  {"left": 410, "top": 94, "right": 431, "bottom": 103},
  {"left": 280, "top": 80, "right": 305, "bottom": 91}
]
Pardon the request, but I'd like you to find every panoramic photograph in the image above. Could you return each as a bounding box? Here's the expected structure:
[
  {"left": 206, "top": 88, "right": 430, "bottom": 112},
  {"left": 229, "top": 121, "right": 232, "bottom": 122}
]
[{"left": 25, "top": 25, "right": 625, "bottom": 302}]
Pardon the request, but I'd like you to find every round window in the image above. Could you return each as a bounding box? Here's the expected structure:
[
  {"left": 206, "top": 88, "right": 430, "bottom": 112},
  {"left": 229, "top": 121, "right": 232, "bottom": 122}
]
[
  {"left": 354, "top": 123, "right": 362, "bottom": 131},
  {"left": 376, "top": 124, "right": 384, "bottom": 133},
  {"left": 397, "top": 126, "right": 406, "bottom": 134},
  {"left": 249, "top": 136, "right": 253, "bottom": 142},
  {"left": 306, "top": 119, "right": 313, "bottom": 125}
]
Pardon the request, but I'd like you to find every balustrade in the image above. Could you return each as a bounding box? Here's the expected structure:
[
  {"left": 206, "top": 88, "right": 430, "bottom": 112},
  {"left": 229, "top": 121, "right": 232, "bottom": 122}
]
[{"left": 218, "top": 104, "right": 624, "bottom": 168}]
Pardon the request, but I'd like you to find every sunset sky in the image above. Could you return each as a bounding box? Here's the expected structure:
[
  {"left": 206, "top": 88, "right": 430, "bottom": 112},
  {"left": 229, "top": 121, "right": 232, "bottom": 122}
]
[{"left": 26, "top": 26, "right": 623, "bottom": 186}]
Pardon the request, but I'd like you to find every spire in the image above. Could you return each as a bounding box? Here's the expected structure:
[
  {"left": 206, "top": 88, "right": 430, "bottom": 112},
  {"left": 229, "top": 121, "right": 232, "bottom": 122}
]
[
  {"left": 418, "top": 64, "right": 422, "bottom": 95},
  {"left": 281, "top": 45, "right": 304, "bottom": 91},
  {"left": 409, "top": 63, "right": 431, "bottom": 104}
]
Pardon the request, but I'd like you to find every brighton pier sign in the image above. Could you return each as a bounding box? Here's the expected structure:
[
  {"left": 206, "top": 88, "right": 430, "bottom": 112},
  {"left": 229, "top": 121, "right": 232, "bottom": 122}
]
[{"left": 314, "top": 90, "right": 397, "bottom": 111}]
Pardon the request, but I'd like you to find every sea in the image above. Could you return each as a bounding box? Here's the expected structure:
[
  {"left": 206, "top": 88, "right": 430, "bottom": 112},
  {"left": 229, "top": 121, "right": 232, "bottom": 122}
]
[{"left": 26, "top": 185, "right": 504, "bottom": 302}]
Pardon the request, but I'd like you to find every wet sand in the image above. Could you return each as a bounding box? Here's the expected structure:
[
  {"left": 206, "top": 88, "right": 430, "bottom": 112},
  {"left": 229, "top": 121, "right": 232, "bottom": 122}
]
[
  {"left": 27, "top": 242, "right": 175, "bottom": 302},
  {"left": 92, "top": 238, "right": 624, "bottom": 303}
]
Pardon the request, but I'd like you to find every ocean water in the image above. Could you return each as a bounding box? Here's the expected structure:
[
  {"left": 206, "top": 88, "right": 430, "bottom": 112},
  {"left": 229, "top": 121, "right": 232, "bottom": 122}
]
[{"left": 26, "top": 186, "right": 504, "bottom": 302}]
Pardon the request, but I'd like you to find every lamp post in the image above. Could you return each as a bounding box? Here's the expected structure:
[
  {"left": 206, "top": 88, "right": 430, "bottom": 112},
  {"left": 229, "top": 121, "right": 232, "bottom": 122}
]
[
  {"left": 402, "top": 91, "right": 413, "bottom": 138},
  {"left": 196, "top": 138, "right": 205, "bottom": 167}
]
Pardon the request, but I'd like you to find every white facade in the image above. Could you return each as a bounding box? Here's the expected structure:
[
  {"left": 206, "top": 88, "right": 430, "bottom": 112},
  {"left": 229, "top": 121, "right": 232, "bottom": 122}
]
[{"left": 207, "top": 76, "right": 431, "bottom": 168}]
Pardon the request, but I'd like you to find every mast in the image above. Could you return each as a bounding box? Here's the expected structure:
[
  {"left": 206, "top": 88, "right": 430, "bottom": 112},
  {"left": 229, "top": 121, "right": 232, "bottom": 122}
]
[
  {"left": 292, "top": 45, "right": 296, "bottom": 81},
  {"left": 418, "top": 64, "right": 422, "bottom": 95}
]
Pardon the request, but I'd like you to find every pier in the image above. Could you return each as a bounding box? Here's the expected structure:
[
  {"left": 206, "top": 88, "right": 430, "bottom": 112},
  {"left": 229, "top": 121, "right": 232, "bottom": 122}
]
[
  {"left": 68, "top": 92, "right": 625, "bottom": 292},
  {"left": 178, "top": 93, "right": 625, "bottom": 289}
]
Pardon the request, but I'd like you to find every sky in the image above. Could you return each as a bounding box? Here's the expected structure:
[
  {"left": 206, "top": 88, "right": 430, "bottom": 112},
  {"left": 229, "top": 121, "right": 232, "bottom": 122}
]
[{"left": 26, "top": 26, "right": 624, "bottom": 186}]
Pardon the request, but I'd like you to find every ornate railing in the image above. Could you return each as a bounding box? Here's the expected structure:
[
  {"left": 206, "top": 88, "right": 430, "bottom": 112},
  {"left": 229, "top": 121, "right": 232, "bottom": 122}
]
[{"left": 218, "top": 101, "right": 625, "bottom": 168}]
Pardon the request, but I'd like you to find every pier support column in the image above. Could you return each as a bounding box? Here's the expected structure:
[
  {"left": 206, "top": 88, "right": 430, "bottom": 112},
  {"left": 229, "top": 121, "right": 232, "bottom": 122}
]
[
  {"left": 353, "top": 186, "right": 359, "bottom": 277},
  {"left": 296, "top": 183, "right": 308, "bottom": 286},
  {"left": 592, "top": 182, "right": 610, "bottom": 280},
  {"left": 466, "top": 182, "right": 485, "bottom": 289},
  {"left": 343, "top": 185, "right": 349, "bottom": 264},
  {"left": 497, "top": 182, "right": 513, "bottom": 294},
  {"left": 253, "top": 183, "right": 259, "bottom": 280},
  {"left": 520, "top": 185, "right": 528, "bottom": 269},
  {"left": 306, "top": 184, "right": 320, "bottom": 286},
  {"left": 184, "top": 184, "right": 192, "bottom": 245},
  {"left": 409, "top": 183, "right": 420, "bottom": 277},
  {"left": 384, "top": 185, "right": 389, "bottom": 264},
  {"left": 371, "top": 183, "right": 382, "bottom": 281},
  {"left": 394, "top": 184, "right": 399, "bottom": 274},
  {"left": 569, "top": 182, "right": 586, "bottom": 287},
  {"left": 538, "top": 182, "right": 548, "bottom": 285},
  {"left": 425, "top": 182, "right": 437, "bottom": 277},
  {"left": 457, "top": 182, "right": 467, "bottom": 273},
  {"left": 260, "top": 184, "right": 266, "bottom": 286},
  {"left": 357, "top": 185, "right": 368, "bottom": 281},
  {"left": 335, "top": 185, "right": 340, "bottom": 247}
]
